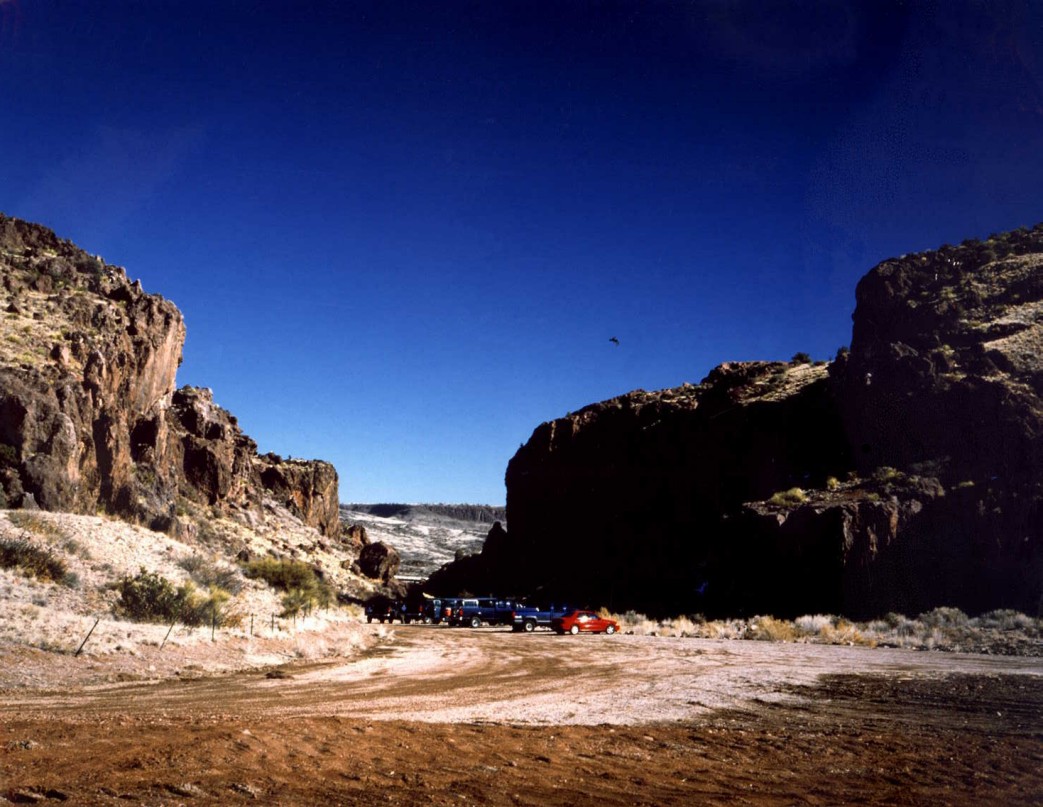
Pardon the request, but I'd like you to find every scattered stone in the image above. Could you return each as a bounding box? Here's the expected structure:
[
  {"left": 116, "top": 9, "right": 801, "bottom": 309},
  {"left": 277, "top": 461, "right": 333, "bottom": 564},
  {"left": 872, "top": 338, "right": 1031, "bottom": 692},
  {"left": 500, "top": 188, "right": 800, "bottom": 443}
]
[
  {"left": 165, "top": 782, "right": 205, "bottom": 798},
  {"left": 229, "top": 783, "right": 259, "bottom": 799},
  {"left": 7, "top": 791, "right": 44, "bottom": 804}
]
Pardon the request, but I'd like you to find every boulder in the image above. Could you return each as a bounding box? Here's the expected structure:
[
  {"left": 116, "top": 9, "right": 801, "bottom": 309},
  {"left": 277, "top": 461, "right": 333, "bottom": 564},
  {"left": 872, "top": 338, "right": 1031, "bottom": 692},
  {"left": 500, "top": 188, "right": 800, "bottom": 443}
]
[{"left": 357, "top": 541, "right": 400, "bottom": 583}]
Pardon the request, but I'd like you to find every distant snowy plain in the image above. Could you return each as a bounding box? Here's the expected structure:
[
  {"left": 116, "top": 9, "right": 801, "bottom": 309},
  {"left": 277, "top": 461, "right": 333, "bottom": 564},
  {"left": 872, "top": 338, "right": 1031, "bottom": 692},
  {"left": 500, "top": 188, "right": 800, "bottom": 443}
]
[{"left": 340, "top": 506, "right": 495, "bottom": 577}]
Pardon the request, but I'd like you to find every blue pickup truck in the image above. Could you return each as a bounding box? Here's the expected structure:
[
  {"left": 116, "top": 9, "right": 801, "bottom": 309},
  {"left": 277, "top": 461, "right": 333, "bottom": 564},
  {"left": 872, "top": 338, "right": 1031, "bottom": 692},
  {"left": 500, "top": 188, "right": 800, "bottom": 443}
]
[{"left": 510, "top": 604, "right": 573, "bottom": 632}]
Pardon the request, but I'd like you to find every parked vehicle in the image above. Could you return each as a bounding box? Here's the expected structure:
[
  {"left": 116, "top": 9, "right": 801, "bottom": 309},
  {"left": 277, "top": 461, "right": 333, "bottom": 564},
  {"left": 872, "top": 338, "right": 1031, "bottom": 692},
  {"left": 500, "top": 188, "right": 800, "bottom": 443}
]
[
  {"left": 551, "top": 610, "right": 619, "bottom": 635},
  {"left": 399, "top": 600, "right": 430, "bottom": 624},
  {"left": 422, "top": 597, "right": 448, "bottom": 624},
  {"left": 364, "top": 596, "right": 400, "bottom": 623},
  {"left": 511, "top": 604, "right": 572, "bottom": 632},
  {"left": 449, "top": 597, "right": 519, "bottom": 627},
  {"left": 438, "top": 597, "right": 462, "bottom": 624}
]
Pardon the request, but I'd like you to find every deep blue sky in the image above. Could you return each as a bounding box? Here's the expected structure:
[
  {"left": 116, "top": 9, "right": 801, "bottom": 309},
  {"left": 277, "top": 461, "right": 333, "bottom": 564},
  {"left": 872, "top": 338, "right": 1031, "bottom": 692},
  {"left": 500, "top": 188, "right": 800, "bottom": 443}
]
[{"left": 2, "top": 1, "right": 1042, "bottom": 504}]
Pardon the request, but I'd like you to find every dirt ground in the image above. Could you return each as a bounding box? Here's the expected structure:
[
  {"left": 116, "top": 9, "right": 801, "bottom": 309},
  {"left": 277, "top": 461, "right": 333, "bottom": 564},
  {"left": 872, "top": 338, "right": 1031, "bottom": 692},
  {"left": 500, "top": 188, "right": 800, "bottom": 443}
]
[{"left": 2, "top": 625, "right": 1042, "bottom": 805}]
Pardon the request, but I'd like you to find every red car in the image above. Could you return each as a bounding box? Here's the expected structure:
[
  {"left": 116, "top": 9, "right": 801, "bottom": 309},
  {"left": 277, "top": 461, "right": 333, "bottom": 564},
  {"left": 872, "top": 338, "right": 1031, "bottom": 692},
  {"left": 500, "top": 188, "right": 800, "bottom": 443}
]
[{"left": 551, "top": 610, "right": 619, "bottom": 635}]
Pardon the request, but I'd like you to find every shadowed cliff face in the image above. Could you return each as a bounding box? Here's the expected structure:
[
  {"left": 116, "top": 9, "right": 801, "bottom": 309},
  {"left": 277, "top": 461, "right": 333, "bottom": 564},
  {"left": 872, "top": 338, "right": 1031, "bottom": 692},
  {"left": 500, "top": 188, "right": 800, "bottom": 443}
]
[
  {"left": 432, "top": 225, "right": 1043, "bottom": 618},
  {"left": 430, "top": 362, "right": 853, "bottom": 612},
  {"left": 0, "top": 215, "right": 340, "bottom": 538},
  {"left": 837, "top": 227, "right": 1043, "bottom": 484}
]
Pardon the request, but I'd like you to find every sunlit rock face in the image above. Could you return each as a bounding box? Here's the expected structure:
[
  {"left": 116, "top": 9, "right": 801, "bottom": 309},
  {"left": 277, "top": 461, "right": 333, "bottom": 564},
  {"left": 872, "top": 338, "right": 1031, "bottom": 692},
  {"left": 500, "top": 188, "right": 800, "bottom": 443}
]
[
  {"left": 433, "top": 225, "right": 1043, "bottom": 619},
  {"left": 0, "top": 215, "right": 341, "bottom": 539}
]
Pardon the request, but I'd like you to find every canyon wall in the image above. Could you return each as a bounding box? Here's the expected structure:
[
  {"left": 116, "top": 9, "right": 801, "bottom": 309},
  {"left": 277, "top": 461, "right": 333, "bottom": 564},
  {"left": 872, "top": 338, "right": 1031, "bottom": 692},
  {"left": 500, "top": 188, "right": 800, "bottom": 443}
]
[
  {"left": 431, "top": 225, "right": 1043, "bottom": 618},
  {"left": 0, "top": 215, "right": 340, "bottom": 539}
]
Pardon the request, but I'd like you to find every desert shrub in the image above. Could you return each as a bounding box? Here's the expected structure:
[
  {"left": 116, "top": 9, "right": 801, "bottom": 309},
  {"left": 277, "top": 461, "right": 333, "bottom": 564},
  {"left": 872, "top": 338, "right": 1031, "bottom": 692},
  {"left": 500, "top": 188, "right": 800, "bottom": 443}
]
[
  {"left": 975, "top": 609, "right": 1035, "bottom": 631},
  {"left": 7, "top": 511, "right": 65, "bottom": 540},
  {"left": 244, "top": 557, "right": 332, "bottom": 615},
  {"left": 769, "top": 487, "right": 808, "bottom": 506},
  {"left": 881, "top": 611, "right": 905, "bottom": 629},
  {"left": 0, "top": 537, "right": 70, "bottom": 584},
  {"left": 179, "top": 554, "right": 245, "bottom": 594},
  {"left": 664, "top": 616, "right": 709, "bottom": 638},
  {"left": 76, "top": 254, "right": 105, "bottom": 276},
  {"left": 193, "top": 584, "right": 239, "bottom": 628},
  {"left": 611, "top": 610, "right": 660, "bottom": 635},
  {"left": 114, "top": 568, "right": 236, "bottom": 627},
  {"left": 280, "top": 588, "right": 314, "bottom": 620},
  {"left": 825, "top": 476, "right": 840, "bottom": 491},
  {"left": 819, "top": 618, "right": 876, "bottom": 647},
  {"left": 115, "top": 568, "right": 189, "bottom": 622},
  {"left": 790, "top": 352, "right": 811, "bottom": 364},
  {"left": 919, "top": 606, "right": 969, "bottom": 629},
  {"left": 243, "top": 557, "right": 317, "bottom": 591},
  {"left": 0, "top": 442, "right": 17, "bottom": 465},
  {"left": 745, "top": 615, "right": 798, "bottom": 641},
  {"left": 872, "top": 466, "right": 901, "bottom": 482},
  {"left": 62, "top": 538, "right": 89, "bottom": 559},
  {"left": 794, "top": 614, "right": 834, "bottom": 636}
]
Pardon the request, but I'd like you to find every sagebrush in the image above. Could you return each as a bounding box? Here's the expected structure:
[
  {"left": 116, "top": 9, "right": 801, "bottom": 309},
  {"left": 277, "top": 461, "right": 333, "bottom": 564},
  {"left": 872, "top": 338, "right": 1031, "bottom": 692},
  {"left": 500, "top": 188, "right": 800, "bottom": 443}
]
[{"left": 0, "top": 537, "right": 71, "bottom": 584}]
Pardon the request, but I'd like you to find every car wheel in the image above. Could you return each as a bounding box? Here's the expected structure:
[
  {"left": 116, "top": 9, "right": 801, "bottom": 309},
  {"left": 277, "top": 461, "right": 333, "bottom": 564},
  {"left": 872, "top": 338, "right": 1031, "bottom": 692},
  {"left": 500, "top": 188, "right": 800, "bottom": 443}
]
[
  {"left": 569, "top": 625, "right": 580, "bottom": 635},
  {"left": 366, "top": 617, "right": 372, "bottom": 623},
  {"left": 423, "top": 616, "right": 433, "bottom": 624},
  {"left": 605, "top": 625, "right": 616, "bottom": 635},
  {"left": 470, "top": 616, "right": 481, "bottom": 628},
  {"left": 523, "top": 620, "right": 536, "bottom": 633}
]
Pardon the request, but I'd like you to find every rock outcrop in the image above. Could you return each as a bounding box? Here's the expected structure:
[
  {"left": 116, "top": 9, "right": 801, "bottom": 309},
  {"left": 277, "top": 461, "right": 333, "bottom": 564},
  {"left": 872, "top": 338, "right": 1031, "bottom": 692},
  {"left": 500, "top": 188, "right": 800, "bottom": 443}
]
[
  {"left": 0, "top": 215, "right": 341, "bottom": 540},
  {"left": 356, "top": 541, "right": 401, "bottom": 584},
  {"left": 432, "top": 225, "right": 1043, "bottom": 618}
]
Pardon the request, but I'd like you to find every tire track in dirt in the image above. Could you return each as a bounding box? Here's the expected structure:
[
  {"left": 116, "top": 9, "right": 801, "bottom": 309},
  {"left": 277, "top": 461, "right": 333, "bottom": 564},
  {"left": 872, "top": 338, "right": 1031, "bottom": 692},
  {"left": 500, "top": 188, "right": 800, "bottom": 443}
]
[{"left": 3, "top": 625, "right": 1040, "bottom": 725}]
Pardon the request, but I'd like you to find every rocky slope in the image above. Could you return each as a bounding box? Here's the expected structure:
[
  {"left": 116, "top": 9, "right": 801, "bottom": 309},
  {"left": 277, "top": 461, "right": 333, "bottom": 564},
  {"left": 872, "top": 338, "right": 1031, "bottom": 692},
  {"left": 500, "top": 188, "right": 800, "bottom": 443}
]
[
  {"left": 431, "top": 225, "right": 1043, "bottom": 618},
  {"left": 0, "top": 215, "right": 372, "bottom": 589}
]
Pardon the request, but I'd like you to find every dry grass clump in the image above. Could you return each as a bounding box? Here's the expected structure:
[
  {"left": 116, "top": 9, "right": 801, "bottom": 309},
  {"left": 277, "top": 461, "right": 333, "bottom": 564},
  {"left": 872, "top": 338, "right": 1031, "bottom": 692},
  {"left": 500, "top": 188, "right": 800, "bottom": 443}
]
[
  {"left": 745, "top": 615, "right": 799, "bottom": 642},
  {"left": 769, "top": 487, "right": 808, "bottom": 506},
  {"left": 817, "top": 618, "right": 875, "bottom": 647},
  {"left": 7, "top": 510, "right": 66, "bottom": 540},
  {"left": 976, "top": 609, "right": 1037, "bottom": 631},
  {"left": 598, "top": 606, "right": 1040, "bottom": 654},
  {"left": 178, "top": 553, "right": 246, "bottom": 594},
  {"left": 611, "top": 609, "right": 661, "bottom": 635},
  {"left": 242, "top": 557, "right": 334, "bottom": 619}
]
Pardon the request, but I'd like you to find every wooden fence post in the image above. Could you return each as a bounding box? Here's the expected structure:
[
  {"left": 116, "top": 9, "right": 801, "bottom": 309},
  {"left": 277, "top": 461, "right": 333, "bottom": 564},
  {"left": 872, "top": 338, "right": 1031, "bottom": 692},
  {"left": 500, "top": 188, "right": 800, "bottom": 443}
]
[{"left": 75, "top": 618, "right": 100, "bottom": 657}]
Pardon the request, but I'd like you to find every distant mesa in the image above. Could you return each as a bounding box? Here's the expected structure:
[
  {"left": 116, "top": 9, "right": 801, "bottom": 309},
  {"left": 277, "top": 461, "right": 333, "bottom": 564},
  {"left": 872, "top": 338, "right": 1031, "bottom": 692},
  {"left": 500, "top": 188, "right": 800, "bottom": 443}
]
[
  {"left": 344, "top": 503, "right": 506, "bottom": 524},
  {"left": 430, "top": 224, "right": 1043, "bottom": 619}
]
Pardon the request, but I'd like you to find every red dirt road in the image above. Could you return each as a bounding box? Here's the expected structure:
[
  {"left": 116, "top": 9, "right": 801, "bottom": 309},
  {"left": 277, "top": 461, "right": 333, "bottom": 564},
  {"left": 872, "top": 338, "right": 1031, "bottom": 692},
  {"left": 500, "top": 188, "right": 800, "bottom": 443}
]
[{"left": 2, "top": 626, "right": 1042, "bottom": 805}]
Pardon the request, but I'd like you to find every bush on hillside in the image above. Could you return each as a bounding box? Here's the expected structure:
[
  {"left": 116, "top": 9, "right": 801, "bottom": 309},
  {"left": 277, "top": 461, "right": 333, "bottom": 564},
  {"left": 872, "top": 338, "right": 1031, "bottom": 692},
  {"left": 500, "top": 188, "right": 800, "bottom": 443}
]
[
  {"left": 243, "top": 557, "right": 333, "bottom": 617},
  {"left": 114, "top": 568, "right": 236, "bottom": 627},
  {"left": 0, "top": 536, "right": 70, "bottom": 584}
]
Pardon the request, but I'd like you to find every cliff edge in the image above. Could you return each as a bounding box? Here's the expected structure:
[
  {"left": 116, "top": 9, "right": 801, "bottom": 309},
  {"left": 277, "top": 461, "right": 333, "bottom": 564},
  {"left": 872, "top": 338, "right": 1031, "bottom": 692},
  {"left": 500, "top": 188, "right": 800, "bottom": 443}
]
[
  {"left": 0, "top": 215, "right": 340, "bottom": 542},
  {"left": 431, "top": 225, "right": 1043, "bottom": 618}
]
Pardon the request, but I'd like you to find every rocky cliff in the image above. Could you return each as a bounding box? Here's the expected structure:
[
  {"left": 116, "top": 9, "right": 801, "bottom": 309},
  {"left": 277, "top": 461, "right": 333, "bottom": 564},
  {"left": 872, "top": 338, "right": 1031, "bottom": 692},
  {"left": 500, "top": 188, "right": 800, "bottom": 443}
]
[
  {"left": 431, "top": 225, "right": 1043, "bottom": 618},
  {"left": 0, "top": 215, "right": 340, "bottom": 541}
]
